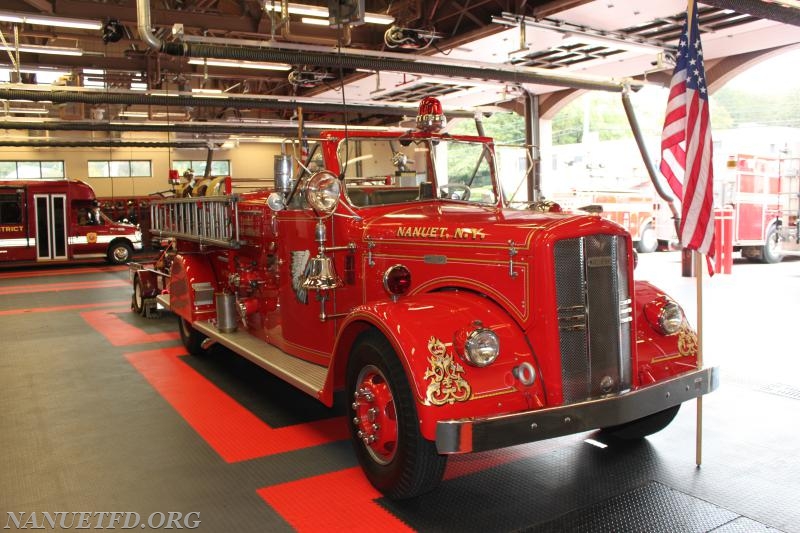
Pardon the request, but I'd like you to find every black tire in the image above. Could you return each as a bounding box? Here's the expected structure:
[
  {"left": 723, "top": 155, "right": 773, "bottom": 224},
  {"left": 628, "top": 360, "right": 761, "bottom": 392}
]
[
  {"left": 600, "top": 405, "right": 680, "bottom": 440},
  {"left": 761, "top": 225, "right": 783, "bottom": 264},
  {"left": 132, "top": 275, "right": 144, "bottom": 315},
  {"left": 635, "top": 225, "right": 658, "bottom": 254},
  {"left": 346, "top": 331, "right": 447, "bottom": 499},
  {"left": 178, "top": 315, "right": 207, "bottom": 356},
  {"left": 107, "top": 241, "right": 133, "bottom": 265}
]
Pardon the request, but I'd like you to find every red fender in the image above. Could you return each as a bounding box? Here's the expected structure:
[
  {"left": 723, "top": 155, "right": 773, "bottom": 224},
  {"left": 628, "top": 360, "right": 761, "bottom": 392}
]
[
  {"left": 633, "top": 280, "right": 700, "bottom": 385},
  {"left": 169, "top": 253, "right": 219, "bottom": 322},
  {"left": 334, "top": 291, "right": 546, "bottom": 441}
]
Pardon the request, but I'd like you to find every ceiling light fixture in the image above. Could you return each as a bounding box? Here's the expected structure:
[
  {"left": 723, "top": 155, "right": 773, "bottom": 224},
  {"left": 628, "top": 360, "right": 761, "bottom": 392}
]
[
  {"left": 263, "top": 3, "right": 393, "bottom": 25},
  {"left": 7, "top": 107, "right": 48, "bottom": 114},
  {"left": 0, "top": 9, "right": 102, "bottom": 30},
  {"left": 0, "top": 43, "right": 83, "bottom": 56},
  {"left": 300, "top": 16, "right": 329, "bottom": 26},
  {"left": 118, "top": 111, "right": 149, "bottom": 118},
  {"left": 187, "top": 58, "right": 291, "bottom": 71}
]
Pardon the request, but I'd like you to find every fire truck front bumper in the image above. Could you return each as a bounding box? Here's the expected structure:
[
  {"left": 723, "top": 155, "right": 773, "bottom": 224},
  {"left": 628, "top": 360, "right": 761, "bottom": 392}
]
[{"left": 435, "top": 366, "right": 719, "bottom": 454}]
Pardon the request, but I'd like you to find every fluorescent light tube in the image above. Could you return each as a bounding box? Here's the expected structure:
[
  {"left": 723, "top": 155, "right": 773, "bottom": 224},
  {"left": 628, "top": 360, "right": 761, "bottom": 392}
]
[
  {"left": 264, "top": 3, "right": 393, "bottom": 25},
  {"left": 0, "top": 43, "right": 83, "bottom": 56},
  {"left": 0, "top": 10, "right": 102, "bottom": 30},
  {"left": 300, "top": 16, "right": 329, "bottom": 26},
  {"left": 187, "top": 58, "right": 290, "bottom": 71}
]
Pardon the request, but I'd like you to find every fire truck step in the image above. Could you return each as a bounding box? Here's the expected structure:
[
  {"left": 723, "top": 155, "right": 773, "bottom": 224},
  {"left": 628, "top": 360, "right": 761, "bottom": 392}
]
[{"left": 193, "top": 320, "right": 328, "bottom": 398}]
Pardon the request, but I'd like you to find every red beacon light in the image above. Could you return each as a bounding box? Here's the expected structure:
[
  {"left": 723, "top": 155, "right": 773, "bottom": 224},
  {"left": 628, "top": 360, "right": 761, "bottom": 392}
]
[{"left": 416, "top": 96, "right": 446, "bottom": 132}]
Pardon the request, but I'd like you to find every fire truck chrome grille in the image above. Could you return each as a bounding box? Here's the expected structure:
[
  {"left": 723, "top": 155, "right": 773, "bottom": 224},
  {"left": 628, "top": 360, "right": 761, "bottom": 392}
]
[{"left": 554, "top": 235, "right": 632, "bottom": 403}]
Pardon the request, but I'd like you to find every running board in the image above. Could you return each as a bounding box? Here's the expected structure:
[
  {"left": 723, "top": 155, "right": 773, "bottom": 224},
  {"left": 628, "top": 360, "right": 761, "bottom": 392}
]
[
  {"left": 192, "top": 321, "right": 328, "bottom": 399},
  {"left": 155, "top": 293, "right": 328, "bottom": 399}
]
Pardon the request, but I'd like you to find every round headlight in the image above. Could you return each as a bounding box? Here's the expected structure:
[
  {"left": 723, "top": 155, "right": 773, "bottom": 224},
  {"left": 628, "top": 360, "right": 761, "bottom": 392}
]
[
  {"left": 304, "top": 170, "right": 341, "bottom": 215},
  {"left": 644, "top": 295, "right": 685, "bottom": 335},
  {"left": 383, "top": 264, "right": 411, "bottom": 296},
  {"left": 464, "top": 327, "right": 500, "bottom": 367}
]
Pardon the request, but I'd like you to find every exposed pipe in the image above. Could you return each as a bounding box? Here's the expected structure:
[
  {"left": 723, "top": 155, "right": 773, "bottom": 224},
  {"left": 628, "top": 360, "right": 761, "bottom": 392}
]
[
  {"left": 620, "top": 87, "right": 681, "bottom": 237},
  {"left": 524, "top": 90, "right": 540, "bottom": 203},
  {"left": 0, "top": 140, "right": 210, "bottom": 148},
  {"left": 135, "top": 0, "right": 625, "bottom": 93},
  {"left": 0, "top": 120, "right": 307, "bottom": 136},
  {"left": 0, "top": 87, "right": 475, "bottom": 118}
]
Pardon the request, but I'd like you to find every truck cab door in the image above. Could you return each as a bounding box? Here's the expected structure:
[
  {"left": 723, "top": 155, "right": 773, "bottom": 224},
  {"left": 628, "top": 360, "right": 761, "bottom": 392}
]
[{"left": 33, "top": 194, "right": 67, "bottom": 261}]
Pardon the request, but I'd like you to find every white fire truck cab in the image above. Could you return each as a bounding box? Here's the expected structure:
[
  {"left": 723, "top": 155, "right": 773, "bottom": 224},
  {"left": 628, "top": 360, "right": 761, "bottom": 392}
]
[{"left": 0, "top": 179, "right": 143, "bottom": 265}]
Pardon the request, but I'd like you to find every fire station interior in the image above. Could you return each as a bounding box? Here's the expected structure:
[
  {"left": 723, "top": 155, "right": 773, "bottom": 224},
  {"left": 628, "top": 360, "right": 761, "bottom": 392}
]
[{"left": 1, "top": 0, "right": 800, "bottom": 531}]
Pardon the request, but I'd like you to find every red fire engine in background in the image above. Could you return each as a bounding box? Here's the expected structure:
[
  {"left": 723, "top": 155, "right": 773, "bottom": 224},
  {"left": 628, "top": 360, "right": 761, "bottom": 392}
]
[
  {"left": 134, "top": 98, "right": 718, "bottom": 499},
  {"left": 718, "top": 154, "right": 800, "bottom": 263},
  {"left": 0, "top": 179, "right": 142, "bottom": 265},
  {"left": 550, "top": 188, "right": 675, "bottom": 254}
]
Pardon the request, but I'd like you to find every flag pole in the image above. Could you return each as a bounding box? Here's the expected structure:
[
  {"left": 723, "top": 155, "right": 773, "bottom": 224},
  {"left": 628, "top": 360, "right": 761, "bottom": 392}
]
[{"left": 694, "top": 250, "right": 704, "bottom": 466}]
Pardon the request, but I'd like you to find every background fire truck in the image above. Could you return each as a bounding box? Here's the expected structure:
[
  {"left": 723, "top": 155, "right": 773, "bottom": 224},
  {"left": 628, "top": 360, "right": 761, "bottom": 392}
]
[
  {"left": 550, "top": 187, "right": 676, "bottom": 253},
  {"left": 0, "top": 178, "right": 142, "bottom": 265},
  {"left": 718, "top": 154, "right": 800, "bottom": 263}
]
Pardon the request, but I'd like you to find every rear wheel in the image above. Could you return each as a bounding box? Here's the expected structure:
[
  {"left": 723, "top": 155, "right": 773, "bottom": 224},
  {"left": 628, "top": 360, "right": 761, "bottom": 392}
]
[
  {"left": 635, "top": 225, "right": 658, "bottom": 254},
  {"left": 600, "top": 405, "right": 680, "bottom": 440},
  {"left": 346, "top": 331, "right": 446, "bottom": 499},
  {"left": 761, "top": 225, "right": 783, "bottom": 264},
  {"left": 132, "top": 276, "right": 144, "bottom": 315},
  {"left": 178, "top": 316, "right": 206, "bottom": 355},
  {"left": 107, "top": 241, "right": 133, "bottom": 265}
]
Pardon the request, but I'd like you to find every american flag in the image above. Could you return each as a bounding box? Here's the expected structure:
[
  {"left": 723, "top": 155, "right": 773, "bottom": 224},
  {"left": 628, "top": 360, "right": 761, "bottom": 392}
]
[{"left": 660, "top": 0, "right": 715, "bottom": 270}]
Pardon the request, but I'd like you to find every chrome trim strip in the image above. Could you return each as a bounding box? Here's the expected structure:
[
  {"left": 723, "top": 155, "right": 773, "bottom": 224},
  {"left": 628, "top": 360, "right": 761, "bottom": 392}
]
[{"left": 435, "top": 366, "right": 719, "bottom": 454}]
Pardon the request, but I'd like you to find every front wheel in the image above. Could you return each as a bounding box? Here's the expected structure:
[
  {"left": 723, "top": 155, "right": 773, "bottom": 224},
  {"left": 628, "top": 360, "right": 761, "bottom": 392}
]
[
  {"left": 346, "top": 331, "right": 446, "bottom": 499},
  {"left": 107, "top": 241, "right": 133, "bottom": 265},
  {"left": 600, "top": 405, "right": 680, "bottom": 440},
  {"left": 178, "top": 316, "right": 207, "bottom": 356}
]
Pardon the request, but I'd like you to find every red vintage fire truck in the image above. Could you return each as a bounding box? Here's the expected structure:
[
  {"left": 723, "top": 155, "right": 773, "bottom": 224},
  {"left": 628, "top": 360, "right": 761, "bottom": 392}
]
[
  {"left": 0, "top": 179, "right": 143, "bottom": 265},
  {"left": 146, "top": 98, "right": 718, "bottom": 499},
  {"left": 719, "top": 154, "right": 800, "bottom": 263}
]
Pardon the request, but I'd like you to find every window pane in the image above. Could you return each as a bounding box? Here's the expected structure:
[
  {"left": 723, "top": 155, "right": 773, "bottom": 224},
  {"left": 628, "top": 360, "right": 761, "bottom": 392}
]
[
  {"left": 0, "top": 162, "right": 17, "bottom": 179},
  {"left": 172, "top": 161, "right": 192, "bottom": 174},
  {"left": 0, "top": 194, "right": 22, "bottom": 223},
  {"left": 17, "top": 161, "right": 42, "bottom": 179},
  {"left": 88, "top": 161, "right": 109, "bottom": 177},
  {"left": 130, "top": 160, "right": 151, "bottom": 177},
  {"left": 41, "top": 161, "right": 64, "bottom": 178},
  {"left": 110, "top": 161, "right": 130, "bottom": 177},
  {"left": 210, "top": 160, "right": 230, "bottom": 175},
  {"left": 193, "top": 162, "right": 208, "bottom": 175}
]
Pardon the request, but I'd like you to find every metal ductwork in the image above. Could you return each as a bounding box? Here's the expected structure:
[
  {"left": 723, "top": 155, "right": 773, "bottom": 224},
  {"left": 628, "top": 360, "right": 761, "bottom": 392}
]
[
  {"left": 135, "top": 0, "right": 624, "bottom": 93},
  {"left": 0, "top": 87, "right": 468, "bottom": 118},
  {"left": 0, "top": 120, "right": 340, "bottom": 136}
]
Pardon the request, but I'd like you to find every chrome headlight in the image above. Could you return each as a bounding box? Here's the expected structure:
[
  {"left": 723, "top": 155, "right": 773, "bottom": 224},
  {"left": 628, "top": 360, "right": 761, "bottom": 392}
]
[
  {"left": 304, "top": 170, "right": 341, "bottom": 215},
  {"left": 644, "top": 295, "right": 685, "bottom": 335},
  {"left": 458, "top": 324, "right": 500, "bottom": 367}
]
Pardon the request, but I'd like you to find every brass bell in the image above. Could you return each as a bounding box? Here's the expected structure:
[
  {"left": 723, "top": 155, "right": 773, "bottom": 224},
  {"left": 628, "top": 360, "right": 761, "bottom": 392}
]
[{"left": 301, "top": 254, "right": 344, "bottom": 291}]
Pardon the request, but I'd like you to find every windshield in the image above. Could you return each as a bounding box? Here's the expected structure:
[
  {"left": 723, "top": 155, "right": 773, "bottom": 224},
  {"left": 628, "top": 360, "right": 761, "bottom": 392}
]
[{"left": 336, "top": 137, "right": 499, "bottom": 207}]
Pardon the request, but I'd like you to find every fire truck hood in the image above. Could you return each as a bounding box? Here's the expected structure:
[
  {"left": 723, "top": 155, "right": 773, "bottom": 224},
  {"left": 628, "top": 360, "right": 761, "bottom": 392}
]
[{"left": 362, "top": 203, "right": 626, "bottom": 245}]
